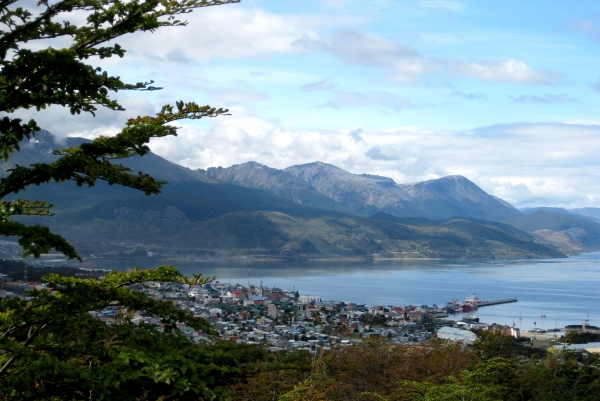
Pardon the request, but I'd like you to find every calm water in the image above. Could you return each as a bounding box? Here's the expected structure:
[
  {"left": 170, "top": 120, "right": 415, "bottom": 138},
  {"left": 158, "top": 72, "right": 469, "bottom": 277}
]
[{"left": 110, "top": 253, "right": 600, "bottom": 331}]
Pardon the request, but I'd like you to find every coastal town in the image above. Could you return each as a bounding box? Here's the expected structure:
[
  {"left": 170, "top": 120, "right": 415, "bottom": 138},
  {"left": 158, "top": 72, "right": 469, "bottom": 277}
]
[{"left": 4, "top": 267, "right": 599, "bottom": 356}]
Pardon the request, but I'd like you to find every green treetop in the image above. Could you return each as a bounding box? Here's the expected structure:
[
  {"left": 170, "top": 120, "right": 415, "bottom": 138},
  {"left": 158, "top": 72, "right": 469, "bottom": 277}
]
[
  {"left": 0, "top": 1, "right": 260, "bottom": 399},
  {"left": 0, "top": 0, "right": 240, "bottom": 260}
]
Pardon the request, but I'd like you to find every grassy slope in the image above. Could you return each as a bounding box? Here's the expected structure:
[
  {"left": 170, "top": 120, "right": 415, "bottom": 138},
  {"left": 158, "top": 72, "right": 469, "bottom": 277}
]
[
  {"left": 504, "top": 210, "right": 600, "bottom": 253},
  {"left": 38, "top": 205, "right": 564, "bottom": 259}
]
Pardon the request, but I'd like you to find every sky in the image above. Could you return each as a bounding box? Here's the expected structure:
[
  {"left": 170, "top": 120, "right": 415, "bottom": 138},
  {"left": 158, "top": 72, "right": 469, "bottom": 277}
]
[{"left": 15, "top": 0, "right": 600, "bottom": 209}]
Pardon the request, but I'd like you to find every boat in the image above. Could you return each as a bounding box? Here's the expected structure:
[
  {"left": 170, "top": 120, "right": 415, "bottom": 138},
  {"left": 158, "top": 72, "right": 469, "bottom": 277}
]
[
  {"left": 465, "top": 294, "right": 482, "bottom": 306},
  {"left": 445, "top": 295, "right": 479, "bottom": 313},
  {"left": 463, "top": 314, "right": 480, "bottom": 323},
  {"left": 445, "top": 300, "right": 460, "bottom": 313}
]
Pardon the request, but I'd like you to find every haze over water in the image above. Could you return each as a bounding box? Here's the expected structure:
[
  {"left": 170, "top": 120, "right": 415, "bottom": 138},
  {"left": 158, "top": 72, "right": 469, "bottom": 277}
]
[{"left": 172, "top": 253, "right": 600, "bottom": 332}]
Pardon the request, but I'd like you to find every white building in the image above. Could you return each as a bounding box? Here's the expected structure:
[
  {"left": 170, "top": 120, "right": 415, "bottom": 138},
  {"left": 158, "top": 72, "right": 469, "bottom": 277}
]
[
  {"left": 436, "top": 327, "right": 477, "bottom": 344},
  {"left": 298, "top": 295, "right": 321, "bottom": 304}
]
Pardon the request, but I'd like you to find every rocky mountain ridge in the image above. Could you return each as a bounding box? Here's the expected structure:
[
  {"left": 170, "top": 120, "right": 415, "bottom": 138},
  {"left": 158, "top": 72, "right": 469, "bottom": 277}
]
[
  {"left": 202, "top": 162, "right": 355, "bottom": 214},
  {"left": 208, "top": 161, "right": 521, "bottom": 222}
]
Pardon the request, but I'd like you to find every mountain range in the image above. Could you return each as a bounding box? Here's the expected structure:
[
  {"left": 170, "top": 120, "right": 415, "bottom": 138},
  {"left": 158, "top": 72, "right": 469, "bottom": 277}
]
[
  {"left": 207, "top": 161, "right": 522, "bottom": 222},
  {"left": 4, "top": 131, "right": 600, "bottom": 261}
]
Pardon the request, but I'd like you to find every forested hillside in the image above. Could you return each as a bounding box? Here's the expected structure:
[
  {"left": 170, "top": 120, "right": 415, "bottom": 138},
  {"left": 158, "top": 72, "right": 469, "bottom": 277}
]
[{"left": 224, "top": 333, "right": 600, "bottom": 401}]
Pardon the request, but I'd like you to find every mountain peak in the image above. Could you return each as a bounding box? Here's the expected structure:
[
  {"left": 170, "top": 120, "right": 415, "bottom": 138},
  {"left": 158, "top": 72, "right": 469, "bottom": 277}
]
[
  {"left": 203, "top": 161, "right": 356, "bottom": 214},
  {"left": 398, "top": 175, "right": 520, "bottom": 220},
  {"left": 402, "top": 175, "right": 487, "bottom": 200},
  {"left": 288, "top": 161, "right": 343, "bottom": 172}
]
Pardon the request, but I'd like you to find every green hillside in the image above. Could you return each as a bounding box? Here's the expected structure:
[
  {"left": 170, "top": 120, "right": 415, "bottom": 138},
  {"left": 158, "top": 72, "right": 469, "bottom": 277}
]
[
  {"left": 36, "top": 205, "right": 564, "bottom": 260},
  {"left": 504, "top": 210, "right": 600, "bottom": 254}
]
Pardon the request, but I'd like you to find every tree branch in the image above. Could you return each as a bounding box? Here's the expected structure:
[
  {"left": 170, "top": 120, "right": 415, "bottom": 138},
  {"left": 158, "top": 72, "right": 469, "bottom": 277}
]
[
  {"left": 0, "top": 321, "right": 50, "bottom": 377},
  {"left": 0, "top": 0, "right": 71, "bottom": 58}
]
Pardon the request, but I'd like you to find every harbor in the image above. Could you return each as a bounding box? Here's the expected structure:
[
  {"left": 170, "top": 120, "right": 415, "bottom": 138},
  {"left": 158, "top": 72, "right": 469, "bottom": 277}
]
[{"left": 442, "top": 294, "right": 517, "bottom": 314}]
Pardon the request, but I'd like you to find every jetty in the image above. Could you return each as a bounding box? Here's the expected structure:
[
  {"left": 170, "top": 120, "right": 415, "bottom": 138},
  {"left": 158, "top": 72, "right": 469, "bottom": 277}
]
[{"left": 478, "top": 298, "right": 518, "bottom": 307}]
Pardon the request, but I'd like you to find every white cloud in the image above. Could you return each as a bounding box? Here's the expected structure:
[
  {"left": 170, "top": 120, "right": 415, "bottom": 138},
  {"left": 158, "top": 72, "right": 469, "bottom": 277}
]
[
  {"left": 34, "top": 3, "right": 546, "bottom": 104},
  {"left": 4, "top": 95, "right": 156, "bottom": 142},
  {"left": 452, "top": 59, "right": 550, "bottom": 84},
  {"left": 315, "top": 29, "right": 432, "bottom": 83},
  {"left": 100, "top": 8, "right": 550, "bottom": 87},
  {"left": 325, "top": 29, "right": 420, "bottom": 66},
  {"left": 297, "top": 29, "right": 549, "bottom": 85},
  {"left": 113, "top": 7, "right": 351, "bottom": 63}
]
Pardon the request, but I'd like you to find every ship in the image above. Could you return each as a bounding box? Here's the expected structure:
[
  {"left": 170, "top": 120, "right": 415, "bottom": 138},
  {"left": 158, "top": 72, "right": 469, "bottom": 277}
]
[
  {"left": 462, "top": 314, "right": 480, "bottom": 323},
  {"left": 465, "top": 294, "right": 482, "bottom": 306},
  {"left": 445, "top": 294, "right": 480, "bottom": 313},
  {"left": 445, "top": 300, "right": 463, "bottom": 313}
]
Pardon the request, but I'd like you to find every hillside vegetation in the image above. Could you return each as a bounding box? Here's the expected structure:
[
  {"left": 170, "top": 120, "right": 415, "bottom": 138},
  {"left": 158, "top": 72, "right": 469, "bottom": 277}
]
[
  {"left": 36, "top": 204, "right": 564, "bottom": 260},
  {"left": 224, "top": 333, "right": 600, "bottom": 401},
  {"left": 505, "top": 210, "right": 600, "bottom": 254}
]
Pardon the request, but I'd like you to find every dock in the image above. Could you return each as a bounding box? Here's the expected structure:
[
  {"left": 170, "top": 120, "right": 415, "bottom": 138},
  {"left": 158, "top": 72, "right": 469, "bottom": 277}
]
[{"left": 478, "top": 298, "right": 517, "bottom": 307}]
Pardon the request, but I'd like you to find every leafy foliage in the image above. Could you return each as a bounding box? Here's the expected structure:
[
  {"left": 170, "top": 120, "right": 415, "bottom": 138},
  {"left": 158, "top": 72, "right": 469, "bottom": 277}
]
[
  {"left": 0, "top": 0, "right": 252, "bottom": 399},
  {"left": 223, "top": 334, "right": 600, "bottom": 401},
  {"left": 562, "top": 330, "right": 600, "bottom": 345},
  {"left": 0, "top": 266, "right": 246, "bottom": 400},
  {"left": 0, "top": 0, "right": 238, "bottom": 259},
  {"left": 398, "top": 360, "right": 510, "bottom": 401}
]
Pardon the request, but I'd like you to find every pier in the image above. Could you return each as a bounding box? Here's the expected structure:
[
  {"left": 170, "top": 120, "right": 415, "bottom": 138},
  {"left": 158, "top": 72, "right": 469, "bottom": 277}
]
[{"left": 478, "top": 298, "right": 518, "bottom": 307}]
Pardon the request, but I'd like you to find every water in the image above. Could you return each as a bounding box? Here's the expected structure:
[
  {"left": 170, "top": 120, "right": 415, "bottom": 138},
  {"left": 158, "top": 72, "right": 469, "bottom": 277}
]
[{"left": 108, "top": 253, "right": 600, "bottom": 331}]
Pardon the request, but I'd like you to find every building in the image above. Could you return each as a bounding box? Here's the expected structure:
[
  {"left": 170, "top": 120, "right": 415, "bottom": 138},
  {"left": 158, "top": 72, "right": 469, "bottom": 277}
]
[
  {"left": 230, "top": 289, "right": 246, "bottom": 300},
  {"left": 268, "top": 303, "right": 278, "bottom": 319},
  {"left": 436, "top": 327, "right": 477, "bottom": 344},
  {"left": 298, "top": 295, "right": 321, "bottom": 304}
]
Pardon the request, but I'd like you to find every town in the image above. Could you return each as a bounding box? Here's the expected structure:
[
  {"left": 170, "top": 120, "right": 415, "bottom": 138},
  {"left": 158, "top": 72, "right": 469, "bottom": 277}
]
[
  {"left": 0, "top": 271, "right": 516, "bottom": 348},
  {"left": 4, "top": 265, "right": 600, "bottom": 361}
]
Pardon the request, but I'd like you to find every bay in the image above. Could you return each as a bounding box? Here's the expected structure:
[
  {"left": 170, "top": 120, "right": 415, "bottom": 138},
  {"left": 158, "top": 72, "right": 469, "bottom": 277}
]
[{"left": 111, "top": 253, "right": 600, "bottom": 331}]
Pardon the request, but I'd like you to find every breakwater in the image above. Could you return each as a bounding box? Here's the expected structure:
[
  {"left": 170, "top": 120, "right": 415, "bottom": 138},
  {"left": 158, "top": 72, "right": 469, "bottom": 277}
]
[{"left": 478, "top": 298, "right": 518, "bottom": 307}]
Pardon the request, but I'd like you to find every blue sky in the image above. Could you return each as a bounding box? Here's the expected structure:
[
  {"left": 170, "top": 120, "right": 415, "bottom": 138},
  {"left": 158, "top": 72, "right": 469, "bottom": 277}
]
[{"left": 21, "top": 0, "right": 600, "bottom": 208}]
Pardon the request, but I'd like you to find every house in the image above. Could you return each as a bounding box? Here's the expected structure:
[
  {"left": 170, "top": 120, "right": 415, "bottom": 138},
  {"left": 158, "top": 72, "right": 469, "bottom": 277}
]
[{"left": 501, "top": 325, "right": 520, "bottom": 338}]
